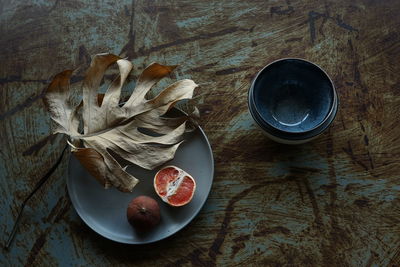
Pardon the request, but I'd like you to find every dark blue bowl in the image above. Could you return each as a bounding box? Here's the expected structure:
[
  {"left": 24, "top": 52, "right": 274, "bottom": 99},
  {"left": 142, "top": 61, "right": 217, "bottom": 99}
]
[{"left": 248, "top": 58, "right": 338, "bottom": 144}]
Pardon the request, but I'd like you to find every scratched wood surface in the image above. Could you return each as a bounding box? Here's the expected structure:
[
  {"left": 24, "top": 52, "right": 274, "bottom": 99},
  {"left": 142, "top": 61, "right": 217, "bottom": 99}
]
[{"left": 1, "top": 0, "right": 400, "bottom": 266}]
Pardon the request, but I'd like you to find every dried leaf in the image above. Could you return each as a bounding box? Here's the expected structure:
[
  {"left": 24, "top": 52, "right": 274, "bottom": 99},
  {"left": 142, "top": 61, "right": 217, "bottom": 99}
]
[
  {"left": 73, "top": 147, "right": 110, "bottom": 188},
  {"left": 44, "top": 53, "right": 198, "bottom": 192},
  {"left": 44, "top": 70, "right": 79, "bottom": 135}
]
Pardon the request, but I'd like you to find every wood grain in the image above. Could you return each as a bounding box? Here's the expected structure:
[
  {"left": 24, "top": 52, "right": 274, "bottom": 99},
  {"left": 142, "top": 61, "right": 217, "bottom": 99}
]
[{"left": 1, "top": 0, "right": 400, "bottom": 266}]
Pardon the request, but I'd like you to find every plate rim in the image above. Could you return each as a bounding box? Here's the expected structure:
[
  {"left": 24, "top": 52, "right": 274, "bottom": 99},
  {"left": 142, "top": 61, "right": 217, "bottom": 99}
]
[{"left": 66, "top": 125, "right": 214, "bottom": 245}]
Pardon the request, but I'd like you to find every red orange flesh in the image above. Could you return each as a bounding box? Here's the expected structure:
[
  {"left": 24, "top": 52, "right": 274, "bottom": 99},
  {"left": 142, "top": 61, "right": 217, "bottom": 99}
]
[{"left": 154, "top": 166, "right": 196, "bottom": 207}]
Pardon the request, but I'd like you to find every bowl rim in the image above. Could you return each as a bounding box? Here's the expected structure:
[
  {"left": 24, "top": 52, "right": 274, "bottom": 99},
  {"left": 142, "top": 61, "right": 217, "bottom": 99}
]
[{"left": 249, "top": 57, "right": 338, "bottom": 136}]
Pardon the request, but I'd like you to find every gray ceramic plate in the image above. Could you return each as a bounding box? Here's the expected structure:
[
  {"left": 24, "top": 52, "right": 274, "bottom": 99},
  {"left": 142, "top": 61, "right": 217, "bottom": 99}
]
[{"left": 67, "top": 127, "right": 214, "bottom": 244}]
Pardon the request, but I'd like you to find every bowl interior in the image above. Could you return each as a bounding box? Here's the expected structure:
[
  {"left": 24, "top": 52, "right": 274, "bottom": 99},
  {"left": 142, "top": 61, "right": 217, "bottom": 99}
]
[{"left": 253, "top": 59, "right": 334, "bottom": 133}]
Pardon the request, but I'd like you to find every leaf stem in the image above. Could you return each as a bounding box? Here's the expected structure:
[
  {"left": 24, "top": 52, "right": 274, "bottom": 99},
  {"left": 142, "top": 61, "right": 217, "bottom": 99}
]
[{"left": 4, "top": 143, "right": 68, "bottom": 250}]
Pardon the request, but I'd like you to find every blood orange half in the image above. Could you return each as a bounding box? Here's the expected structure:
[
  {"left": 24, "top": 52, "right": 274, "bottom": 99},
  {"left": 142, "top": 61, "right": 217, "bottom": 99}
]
[{"left": 154, "top": 166, "right": 196, "bottom": 207}]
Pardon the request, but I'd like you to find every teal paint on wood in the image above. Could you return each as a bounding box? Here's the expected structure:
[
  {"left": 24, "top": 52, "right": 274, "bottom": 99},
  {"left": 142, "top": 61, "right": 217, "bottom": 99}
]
[{"left": 1, "top": 0, "right": 400, "bottom": 266}]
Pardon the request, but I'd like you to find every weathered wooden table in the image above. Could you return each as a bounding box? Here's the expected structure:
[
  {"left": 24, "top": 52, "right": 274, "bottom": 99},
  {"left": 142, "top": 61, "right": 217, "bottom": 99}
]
[{"left": 1, "top": 0, "right": 400, "bottom": 266}]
